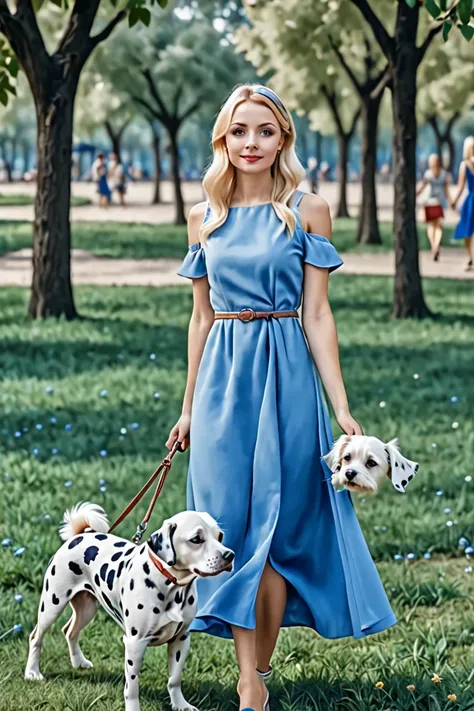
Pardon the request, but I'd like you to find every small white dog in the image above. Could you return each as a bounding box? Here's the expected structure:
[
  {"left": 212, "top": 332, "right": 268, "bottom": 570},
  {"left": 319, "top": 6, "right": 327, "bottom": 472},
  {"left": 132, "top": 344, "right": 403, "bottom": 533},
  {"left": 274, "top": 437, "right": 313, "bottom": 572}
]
[
  {"left": 24, "top": 502, "right": 234, "bottom": 711},
  {"left": 323, "top": 435, "right": 419, "bottom": 494}
]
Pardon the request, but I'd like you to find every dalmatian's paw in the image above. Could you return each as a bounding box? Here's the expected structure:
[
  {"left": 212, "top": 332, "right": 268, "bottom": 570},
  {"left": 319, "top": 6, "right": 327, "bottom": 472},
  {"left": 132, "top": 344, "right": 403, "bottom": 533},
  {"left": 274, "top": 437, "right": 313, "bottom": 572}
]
[
  {"left": 171, "top": 703, "right": 200, "bottom": 711},
  {"left": 24, "top": 668, "right": 45, "bottom": 681},
  {"left": 71, "top": 656, "right": 94, "bottom": 669}
]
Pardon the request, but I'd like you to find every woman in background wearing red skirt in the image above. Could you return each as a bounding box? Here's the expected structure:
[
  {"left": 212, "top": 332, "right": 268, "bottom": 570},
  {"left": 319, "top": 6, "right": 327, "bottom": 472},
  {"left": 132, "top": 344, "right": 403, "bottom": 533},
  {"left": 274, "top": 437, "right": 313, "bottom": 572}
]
[{"left": 416, "top": 153, "right": 451, "bottom": 261}]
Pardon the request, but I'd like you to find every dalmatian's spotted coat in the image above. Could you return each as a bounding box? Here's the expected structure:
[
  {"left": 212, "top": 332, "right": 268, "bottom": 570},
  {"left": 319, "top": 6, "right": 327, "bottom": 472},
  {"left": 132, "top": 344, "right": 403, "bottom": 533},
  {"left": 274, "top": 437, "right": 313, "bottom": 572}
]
[{"left": 24, "top": 502, "right": 234, "bottom": 711}]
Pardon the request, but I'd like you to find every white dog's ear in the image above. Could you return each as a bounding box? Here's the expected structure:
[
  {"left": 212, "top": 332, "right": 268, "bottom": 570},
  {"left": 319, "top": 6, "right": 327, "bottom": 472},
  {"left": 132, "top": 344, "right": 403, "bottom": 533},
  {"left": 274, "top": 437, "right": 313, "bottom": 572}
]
[
  {"left": 322, "top": 434, "right": 352, "bottom": 472},
  {"left": 384, "top": 438, "right": 419, "bottom": 493},
  {"left": 150, "top": 519, "right": 178, "bottom": 566}
]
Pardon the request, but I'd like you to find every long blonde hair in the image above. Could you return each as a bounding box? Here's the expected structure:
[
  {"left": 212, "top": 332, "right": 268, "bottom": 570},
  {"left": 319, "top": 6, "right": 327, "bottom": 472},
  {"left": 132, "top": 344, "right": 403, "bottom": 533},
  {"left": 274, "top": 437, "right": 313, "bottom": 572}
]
[
  {"left": 463, "top": 136, "right": 474, "bottom": 161},
  {"left": 200, "top": 83, "right": 306, "bottom": 243}
]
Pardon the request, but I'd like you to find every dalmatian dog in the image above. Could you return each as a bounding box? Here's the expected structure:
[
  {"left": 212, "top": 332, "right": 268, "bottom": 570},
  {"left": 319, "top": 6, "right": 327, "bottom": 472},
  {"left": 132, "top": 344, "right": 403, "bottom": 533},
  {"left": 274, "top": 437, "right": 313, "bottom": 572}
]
[
  {"left": 323, "top": 435, "right": 419, "bottom": 494},
  {"left": 24, "top": 502, "right": 234, "bottom": 711}
]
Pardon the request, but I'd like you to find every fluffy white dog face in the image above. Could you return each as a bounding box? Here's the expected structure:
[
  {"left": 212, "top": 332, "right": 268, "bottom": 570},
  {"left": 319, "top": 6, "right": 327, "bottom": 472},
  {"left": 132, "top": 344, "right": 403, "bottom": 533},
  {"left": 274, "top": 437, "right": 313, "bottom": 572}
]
[
  {"left": 149, "top": 510, "right": 234, "bottom": 577},
  {"left": 322, "top": 435, "right": 419, "bottom": 494}
]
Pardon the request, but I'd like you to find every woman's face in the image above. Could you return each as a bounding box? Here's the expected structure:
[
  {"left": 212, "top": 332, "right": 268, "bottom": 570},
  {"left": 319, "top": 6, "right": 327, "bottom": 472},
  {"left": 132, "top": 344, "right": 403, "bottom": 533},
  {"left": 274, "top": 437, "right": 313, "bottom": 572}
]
[
  {"left": 429, "top": 155, "right": 441, "bottom": 171},
  {"left": 225, "top": 100, "right": 284, "bottom": 174}
]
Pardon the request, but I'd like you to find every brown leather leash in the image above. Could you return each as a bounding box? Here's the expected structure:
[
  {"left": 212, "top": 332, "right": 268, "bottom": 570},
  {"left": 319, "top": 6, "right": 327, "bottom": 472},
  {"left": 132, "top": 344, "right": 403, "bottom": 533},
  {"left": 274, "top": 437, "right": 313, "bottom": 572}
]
[{"left": 107, "top": 438, "right": 185, "bottom": 545}]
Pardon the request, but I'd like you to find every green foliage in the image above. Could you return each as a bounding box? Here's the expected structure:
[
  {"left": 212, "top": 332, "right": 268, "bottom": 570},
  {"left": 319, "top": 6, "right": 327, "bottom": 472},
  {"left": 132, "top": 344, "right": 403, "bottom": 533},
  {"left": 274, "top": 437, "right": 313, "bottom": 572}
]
[
  {"left": 443, "top": 20, "right": 453, "bottom": 40},
  {"left": 0, "top": 277, "right": 474, "bottom": 708},
  {"left": 458, "top": 0, "right": 473, "bottom": 24},
  {"left": 425, "top": 0, "right": 442, "bottom": 18},
  {"left": 460, "top": 24, "right": 474, "bottom": 39}
]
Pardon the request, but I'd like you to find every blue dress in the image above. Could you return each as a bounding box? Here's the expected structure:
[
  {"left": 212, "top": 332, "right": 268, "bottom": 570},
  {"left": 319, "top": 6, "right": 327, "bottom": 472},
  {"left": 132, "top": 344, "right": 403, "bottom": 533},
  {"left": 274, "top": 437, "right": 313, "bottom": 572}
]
[
  {"left": 454, "top": 163, "right": 474, "bottom": 239},
  {"left": 176, "top": 189, "right": 397, "bottom": 641}
]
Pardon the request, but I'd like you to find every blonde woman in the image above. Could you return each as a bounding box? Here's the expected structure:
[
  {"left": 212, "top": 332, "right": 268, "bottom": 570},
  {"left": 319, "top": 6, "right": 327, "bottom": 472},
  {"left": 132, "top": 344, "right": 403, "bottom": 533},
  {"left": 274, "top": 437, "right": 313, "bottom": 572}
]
[
  {"left": 167, "top": 84, "right": 396, "bottom": 711},
  {"left": 451, "top": 136, "right": 474, "bottom": 271},
  {"left": 416, "top": 153, "right": 450, "bottom": 261}
]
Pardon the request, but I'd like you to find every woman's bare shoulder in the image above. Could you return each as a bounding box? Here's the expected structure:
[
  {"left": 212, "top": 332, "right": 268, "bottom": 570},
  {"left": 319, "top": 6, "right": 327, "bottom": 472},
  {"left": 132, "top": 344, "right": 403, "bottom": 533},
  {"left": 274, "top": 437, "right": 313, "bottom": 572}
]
[
  {"left": 298, "top": 193, "right": 331, "bottom": 238},
  {"left": 187, "top": 201, "right": 208, "bottom": 245}
]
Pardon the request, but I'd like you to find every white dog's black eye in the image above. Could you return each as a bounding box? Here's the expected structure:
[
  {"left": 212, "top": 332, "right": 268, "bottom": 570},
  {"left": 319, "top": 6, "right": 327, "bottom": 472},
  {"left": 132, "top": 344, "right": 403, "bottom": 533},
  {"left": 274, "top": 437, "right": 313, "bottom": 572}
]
[
  {"left": 218, "top": 531, "right": 224, "bottom": 542},
  {"left": 367, "top": 459, "right": 378, "bottom": 468},
  {"left": 343, "top": 453, "right": 351, "bottom": 462},
  {"left": 189, "top": 535, "right": 203, "bottom": 545}
]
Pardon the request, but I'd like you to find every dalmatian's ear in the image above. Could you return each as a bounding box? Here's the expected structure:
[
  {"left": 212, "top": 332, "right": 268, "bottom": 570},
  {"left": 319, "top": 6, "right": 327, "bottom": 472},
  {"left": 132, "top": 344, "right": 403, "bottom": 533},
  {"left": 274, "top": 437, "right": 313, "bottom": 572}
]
[
  {"left": 150, "top": 520, "right": 178, "bottom": 566},
  {"left": 322, "top": 434, "right": 351, "bottom": 472},
  {"left": 384, "top": 438, "right": 419, "bottom": 493}
]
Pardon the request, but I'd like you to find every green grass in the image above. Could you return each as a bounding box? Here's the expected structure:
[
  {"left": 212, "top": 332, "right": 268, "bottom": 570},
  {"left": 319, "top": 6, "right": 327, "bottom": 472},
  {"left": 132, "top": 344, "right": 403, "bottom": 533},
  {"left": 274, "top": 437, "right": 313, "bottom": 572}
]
[
  {"left": 0, "top": 219, "right": 457, "bottom": 259},
  {"left": 1, "top": 277, "right": 473, "bottom": 710},
  {"left": 0, "top": 221, "right": 188, "bottom": 259},
  {"left": 0, "top": 194, "right": 91, "bottom": 208}
]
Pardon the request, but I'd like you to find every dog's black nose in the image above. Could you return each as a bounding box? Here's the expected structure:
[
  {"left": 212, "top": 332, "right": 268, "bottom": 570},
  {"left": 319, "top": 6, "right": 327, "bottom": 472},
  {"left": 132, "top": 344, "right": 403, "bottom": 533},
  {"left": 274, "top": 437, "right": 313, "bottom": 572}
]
[
  {"left": 345, "top": 469, "right": 358, "bottom": 482},
  {"left": 223, "top": 550, "right": 235, "bottom": 562}
]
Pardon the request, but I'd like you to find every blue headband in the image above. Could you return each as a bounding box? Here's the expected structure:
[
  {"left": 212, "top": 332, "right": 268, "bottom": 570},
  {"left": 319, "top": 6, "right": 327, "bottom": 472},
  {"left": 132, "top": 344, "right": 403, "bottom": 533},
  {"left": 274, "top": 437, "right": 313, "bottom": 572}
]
[{"left": 253, "top": 87, "right": 288, "bottom": 118}]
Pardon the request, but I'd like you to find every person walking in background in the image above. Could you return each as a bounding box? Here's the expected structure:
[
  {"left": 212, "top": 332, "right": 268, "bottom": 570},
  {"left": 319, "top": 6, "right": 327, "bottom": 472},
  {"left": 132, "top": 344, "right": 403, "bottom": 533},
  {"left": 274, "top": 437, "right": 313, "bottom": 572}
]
[
  {"left": 416, "top": 153, "right": 451, "bottom": 261},
  {"left": 451, "top": 136, "right": 474, "bottom": 271},
  {"left": 108, "top": 152, "right": 127, "bottom": 207},
  {"left": 91, "top": 152, "right": 111, "bottom": 208}
]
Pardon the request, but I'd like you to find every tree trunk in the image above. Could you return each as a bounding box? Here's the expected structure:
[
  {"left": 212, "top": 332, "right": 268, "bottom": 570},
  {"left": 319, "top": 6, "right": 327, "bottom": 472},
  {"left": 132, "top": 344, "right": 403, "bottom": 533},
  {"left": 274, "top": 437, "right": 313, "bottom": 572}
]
[
  {"left": 428, "top": 116, "right": 443, "bottom": 161},
  {"left": 23, "top": 140, "right": 31, "bottom": 174},
  {"left": 391, "top": 9, "right": 431, "bottom": 319},
  {"left": 29, "top": 93, "right": 78, "bottom": 320},
  {"left": 445, "top": 132, "right": 455, "bottom": 176},
  {"left": 357, "top": 95, "right": 382, "bottom": 244},
  {"left": 104, "top": 119, "right": 129, "bottom": 162},
  {"left": 151, "top": 127, "right": 162, "bottom": 205},
  {"left": 336, "top": 132, "right": 350, "bottom": 218},
  {"left": 169, "top": 128, "right": 185, "bottom": 225}
]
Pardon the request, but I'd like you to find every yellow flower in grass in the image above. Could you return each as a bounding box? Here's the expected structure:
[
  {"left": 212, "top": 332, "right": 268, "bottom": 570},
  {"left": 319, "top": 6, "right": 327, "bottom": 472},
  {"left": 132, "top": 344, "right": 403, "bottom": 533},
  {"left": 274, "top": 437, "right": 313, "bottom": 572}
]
[
  {"left": 375, "top": 681, "right": 384, "bottom": 689},
  {"left": 431, "top": 674, "right": 442, "bottom": 683},
  {"left": 407, "top": 684, "right": 416, "bottom": 692},
  {"left": 447, "top": 694, "right": 457, "bottom": 702}
]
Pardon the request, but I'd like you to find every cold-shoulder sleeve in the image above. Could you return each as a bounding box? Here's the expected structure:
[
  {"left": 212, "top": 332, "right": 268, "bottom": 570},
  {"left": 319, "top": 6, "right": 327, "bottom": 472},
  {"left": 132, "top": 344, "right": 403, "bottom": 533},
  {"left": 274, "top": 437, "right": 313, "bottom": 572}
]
[
  {"left": 176, "top": 241, "right": 207, "bottom": 279},
  {"left": 302, "top": 231, "right": 343, "bottom": 274}
]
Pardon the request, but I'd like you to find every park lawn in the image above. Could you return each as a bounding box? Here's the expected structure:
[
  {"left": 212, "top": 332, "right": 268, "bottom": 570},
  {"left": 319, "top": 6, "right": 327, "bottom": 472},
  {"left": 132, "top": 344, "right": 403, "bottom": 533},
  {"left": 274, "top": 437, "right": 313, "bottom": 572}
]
[
  {"left": 0, "top": 218, "right": 456, "bottom": 259},
  {"left": 0, "top": 194, "right": 91, "bottom": 208},
  {"left": 1, "top": 277, "right": 473, "bottom": 710}
]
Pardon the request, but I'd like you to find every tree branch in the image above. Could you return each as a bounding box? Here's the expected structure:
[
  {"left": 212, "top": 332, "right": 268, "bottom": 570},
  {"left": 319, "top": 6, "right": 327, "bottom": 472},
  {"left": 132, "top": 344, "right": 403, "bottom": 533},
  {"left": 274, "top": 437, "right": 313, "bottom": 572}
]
[
  {"left": 349, "top": 105, "right": 361, "bottom": 138},
  {"left": 417, "top": 23, "right": 443, "bottom": 65},
  {"left": 0, "top": 0, "right": 51, "bottom": 105},
  {"left": 89, "top": 10, "right": 126, "bottom": 49},
  {"left": 321, "top": 85, "right": 345, "bottom": 138},
  {"left": 349, "top": 0, "right": 394, "bottom": 62},
  {"left": 427, "top": 114, "right": 441, "bottom": 141},
  {"left": 133, "top": 94, "right": 164, "bottom": 124},
  {"left": 172, "top": 83, "right": 183, "bottom": 118},
  {"left": 56, "top": 0, "right": 100, "bottom": 66},
  {"left": 370, "top": 64, "right": 391, "bottom": 99},
  {"left": 328, "top": 34, "right": 362, "bottom": 97},
  {"left": 142, "top": 69, "right": 170, "bottom": 123},
  {"left": 179, "top": 97, "right": 201, "bottom": 123},
  {"left": 446, "top": 110, "right": 460, "bottom": 134}
]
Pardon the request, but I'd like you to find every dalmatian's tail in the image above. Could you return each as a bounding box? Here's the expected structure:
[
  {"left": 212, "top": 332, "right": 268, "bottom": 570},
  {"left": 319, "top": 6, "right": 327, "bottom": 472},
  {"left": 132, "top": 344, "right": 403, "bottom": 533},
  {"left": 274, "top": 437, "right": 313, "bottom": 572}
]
[{"left": 58, "top": 501, "right": 110, "bottom": 541}]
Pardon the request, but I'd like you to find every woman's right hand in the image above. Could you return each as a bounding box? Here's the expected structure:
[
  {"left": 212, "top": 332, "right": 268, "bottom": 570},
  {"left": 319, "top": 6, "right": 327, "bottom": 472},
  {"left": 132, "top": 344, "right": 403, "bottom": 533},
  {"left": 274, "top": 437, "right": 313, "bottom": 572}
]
[{"left": 165, "top": 414, "right": 191, "bottom": 452}]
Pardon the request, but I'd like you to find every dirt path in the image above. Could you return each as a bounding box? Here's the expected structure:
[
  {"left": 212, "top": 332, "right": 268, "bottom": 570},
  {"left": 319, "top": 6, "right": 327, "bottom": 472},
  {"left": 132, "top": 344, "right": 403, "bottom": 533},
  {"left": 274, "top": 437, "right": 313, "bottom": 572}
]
[{"left": 1, "top": 246, "right": 471, "bottom": 287}]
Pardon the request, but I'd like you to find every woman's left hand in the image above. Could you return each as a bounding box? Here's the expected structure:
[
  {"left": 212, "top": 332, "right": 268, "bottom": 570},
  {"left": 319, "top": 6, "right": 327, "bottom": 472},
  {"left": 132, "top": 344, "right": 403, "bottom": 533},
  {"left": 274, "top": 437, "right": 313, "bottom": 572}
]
[{"left": 336, "top": 408, "right": 363, "bottom": 436}]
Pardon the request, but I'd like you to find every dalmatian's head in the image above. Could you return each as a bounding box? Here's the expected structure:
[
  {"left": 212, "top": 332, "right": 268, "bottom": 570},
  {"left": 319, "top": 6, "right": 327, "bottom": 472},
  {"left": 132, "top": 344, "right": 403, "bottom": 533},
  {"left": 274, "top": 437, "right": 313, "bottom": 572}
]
[
  {"left": 149, "top": 510, "right": 234, "bottom": 577},
  {"left": 322, "top": 435, "right": 419, "bottom": 494}
]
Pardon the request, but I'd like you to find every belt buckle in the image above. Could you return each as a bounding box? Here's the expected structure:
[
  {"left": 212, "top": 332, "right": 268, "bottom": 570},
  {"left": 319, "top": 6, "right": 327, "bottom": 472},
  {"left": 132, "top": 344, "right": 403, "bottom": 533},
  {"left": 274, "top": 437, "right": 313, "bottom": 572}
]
[{"left": 238, "top": 308, "right": 256, "bottom": 322}]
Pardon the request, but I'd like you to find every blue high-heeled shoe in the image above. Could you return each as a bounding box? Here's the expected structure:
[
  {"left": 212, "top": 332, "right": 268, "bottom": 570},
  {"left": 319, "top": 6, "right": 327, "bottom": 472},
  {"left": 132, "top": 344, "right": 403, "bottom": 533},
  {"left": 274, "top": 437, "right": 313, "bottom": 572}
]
[{"left": 241, "top": 689, "right": 270, "bottom": 711}]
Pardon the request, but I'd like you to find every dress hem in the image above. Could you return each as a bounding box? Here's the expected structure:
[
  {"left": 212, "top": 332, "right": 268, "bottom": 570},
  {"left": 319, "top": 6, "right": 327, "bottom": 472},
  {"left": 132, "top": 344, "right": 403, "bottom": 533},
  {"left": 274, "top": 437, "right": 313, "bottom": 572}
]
[{"left": 189, "top": 611, "right": 397, "bottom": 641}]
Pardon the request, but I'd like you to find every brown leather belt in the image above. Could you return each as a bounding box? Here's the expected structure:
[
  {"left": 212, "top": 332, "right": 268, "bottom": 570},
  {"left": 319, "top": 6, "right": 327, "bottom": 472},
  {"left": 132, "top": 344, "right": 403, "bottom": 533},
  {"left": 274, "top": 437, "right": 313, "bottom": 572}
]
[{"left": 214, "top": 308, "right": 299, "bottom": 322}]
